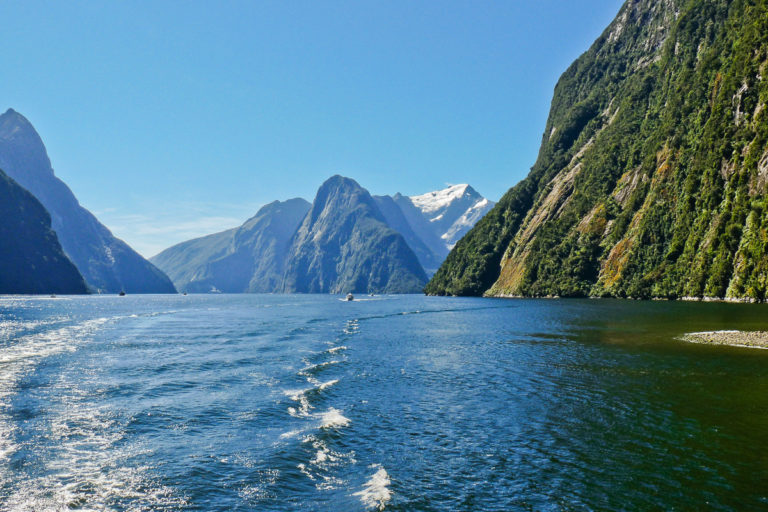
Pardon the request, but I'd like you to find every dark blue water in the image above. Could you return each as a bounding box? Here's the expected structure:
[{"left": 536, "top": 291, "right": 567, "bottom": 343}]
[{"left": 1, "top": 294, "right": 768, "bottom": 510}]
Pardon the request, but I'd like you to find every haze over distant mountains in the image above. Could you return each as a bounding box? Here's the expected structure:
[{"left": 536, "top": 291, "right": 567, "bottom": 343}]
[
  {"left": 0, "top": 109, "right": 176, "bottom": 294},
  {"left": 152, "top": 177, "right": 493, "bottom": 294},
  {"left": 152, "top": 198, "right": 311, "bottom": 294}
]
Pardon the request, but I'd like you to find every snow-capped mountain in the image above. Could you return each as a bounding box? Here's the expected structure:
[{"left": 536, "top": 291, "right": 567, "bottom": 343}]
[
  {"left": 408, "top": 184, "right": 495, "bottom": 250},
  {"left": 380, "top": 184, "right": 494, "bottom": 275}
]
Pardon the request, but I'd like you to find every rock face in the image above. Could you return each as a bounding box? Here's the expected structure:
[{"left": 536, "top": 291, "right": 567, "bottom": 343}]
[
  {"left": 427, "top": 0, "right": 768, "bottom": 301},
  {"left": 282, "top": 176, "right": 427, "bottom": 294},
  {"left": 151, "top": 198, "right": 311, "bottom": 293},
  {"left": 0, "top": 109, "right": 176, "bottom": 294},
  {"left": 0, "top": 169, "right": 88, "bottom": 294}
]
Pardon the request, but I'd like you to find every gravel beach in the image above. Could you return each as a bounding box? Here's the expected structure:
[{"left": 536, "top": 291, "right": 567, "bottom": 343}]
[{"left": 681, "top": 330, "right": 768, "bottom": 349}]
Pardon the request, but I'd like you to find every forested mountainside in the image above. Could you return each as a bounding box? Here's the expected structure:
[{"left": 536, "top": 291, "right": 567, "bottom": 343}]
[
  {"left": 0, "top": 109, "right": 176, "bottom": 294},
  {"left": 0, "top": 169, "right": 88, "bottom": 294},
  {"left": 427, "top": 0, "right": 768, "bottom": 301}
]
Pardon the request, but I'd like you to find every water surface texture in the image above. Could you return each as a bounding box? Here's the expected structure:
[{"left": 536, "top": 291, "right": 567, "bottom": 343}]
[{"left": 1, "top": 295, "right": 767, "bottom": 510}]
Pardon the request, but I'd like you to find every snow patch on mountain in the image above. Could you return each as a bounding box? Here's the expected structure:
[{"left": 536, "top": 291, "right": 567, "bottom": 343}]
[
  {"left": 406, "top": 184, "right": 494, "bottom": 251},
  {"left": 410, "top": 184, "right": 472, "bottom": 217}
]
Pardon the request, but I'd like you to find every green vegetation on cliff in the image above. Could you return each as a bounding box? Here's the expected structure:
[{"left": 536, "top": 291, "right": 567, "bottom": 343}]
[{"left": 427, "top": 0, "right": 768, "bottom": 301}]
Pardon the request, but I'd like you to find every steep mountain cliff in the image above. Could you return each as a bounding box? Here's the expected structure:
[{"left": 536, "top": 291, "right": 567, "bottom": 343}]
[
  {"left": 283, "top": 176, "right": 427, "bottom": 294},
  {"left": 0, "top": 109, "right": 176, "bottom": 294},
  {"left": 0, "top": 169, "right": 88, "bottom": 294},
  {"left": 151, "top": 198, "right": 311, "bottom": 293},
  {"left": 427, "top": 0, "right": 768, "bottom": 301}
]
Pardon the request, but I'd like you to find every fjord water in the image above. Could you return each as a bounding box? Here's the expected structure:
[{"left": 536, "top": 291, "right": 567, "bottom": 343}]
[{"left": 1, "top": 295, "right": 767, "bottom": 510}]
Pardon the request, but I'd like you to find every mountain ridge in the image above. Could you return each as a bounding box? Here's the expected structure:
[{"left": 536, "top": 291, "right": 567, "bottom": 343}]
[
  {"left": 0, "top": 109, "right": 176, "bottom": 294},
  {"left": 152, "top": 198, "right": 311, "bottom": 293},
  {"left": 152, "top": 178, "right": 494, "bottom": 294}
]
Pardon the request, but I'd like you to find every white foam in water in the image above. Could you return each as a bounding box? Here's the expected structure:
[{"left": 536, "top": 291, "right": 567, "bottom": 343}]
[
  {"left": 354, "top": 465, "right": 392, "bottom": 510},
  {"left": 284, "top": 389, "right": 312, "bottom": 417},
  {"left": 318, "top": 379, "right": 339, "bottom": 391},
  {"left": 0, "top": 314, "right": 186, "bottom": 510},
  {"left": 0, "top": 317, "right": 112, "bottom": 463},
  {"left": 296, "top": 436, "right": 356, "bottom": 491},
  {"left": 300, "top": 359, "right": 341, "bottom": 374},
  {"left": 280, "top": 429, "right": 305, "bottom": 439},
  {"left": 327, "top": 346, "right": 347, "bottom": 354},
  {"left": 319, "top": 408, "right": 350, "bottom": 429},
  {"left": 284, "top": 376, "right": 340, "bottom": 419}
]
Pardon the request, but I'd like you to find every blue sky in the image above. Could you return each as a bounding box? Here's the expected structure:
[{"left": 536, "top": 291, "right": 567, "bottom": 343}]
[{"left": 1, "top": 0, "right": 623, "bottom": 257}]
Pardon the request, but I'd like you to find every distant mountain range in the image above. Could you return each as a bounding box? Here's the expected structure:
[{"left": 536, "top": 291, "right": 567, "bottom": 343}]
[
  {"left": 0, "top": 109, "right": 491, "bottom": 296},
  {"left": 0, "top": 109, "right": 176, "bottom": 294},
  {"left": 282, "top": 176, "right": 427, "bottom": 294},
  {"left": 152, "top": 177, "right": 493, "bottom": 294}
]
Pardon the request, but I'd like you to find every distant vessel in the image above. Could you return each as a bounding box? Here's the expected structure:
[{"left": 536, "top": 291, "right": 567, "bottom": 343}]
[
  {"left": 119, "top": 290, "right": 126, "bottom": 296},
  {"left": 346, "top": 293, "right": 354, "bottom": 301}
]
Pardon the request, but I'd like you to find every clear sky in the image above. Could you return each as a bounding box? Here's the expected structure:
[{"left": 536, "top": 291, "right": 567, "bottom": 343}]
[{"left": 1, "top": 0, "right": 623, "bottom": 258}]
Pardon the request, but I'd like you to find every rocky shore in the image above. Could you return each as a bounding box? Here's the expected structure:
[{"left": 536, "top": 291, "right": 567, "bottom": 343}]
[{"left": 681, "top": 331, "right": 768, "bottom": 349}]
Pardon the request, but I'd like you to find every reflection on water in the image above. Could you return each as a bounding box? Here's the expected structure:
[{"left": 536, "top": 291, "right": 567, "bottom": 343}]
[{"left": 0, "top": 295, "right": 767, "bottom": 510}]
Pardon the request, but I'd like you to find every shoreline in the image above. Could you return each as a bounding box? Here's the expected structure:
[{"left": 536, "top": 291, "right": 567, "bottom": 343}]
[
  {"left": 680, "top": 330, "right": 768, "bottom": 349},
  {"left": 482, "top": 293, "right": 764, "bottom": 303}
]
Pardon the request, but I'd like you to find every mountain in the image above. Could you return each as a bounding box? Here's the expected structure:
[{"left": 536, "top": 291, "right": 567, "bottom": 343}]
[
  {"left": 393, "top": 184, "right": 495, "bottom": 260},
  {"left": 151, "top": 198, "right": 311, "bottom": 293},
  {"left": 0, "top": 109, "right": 176, "bottom": 294},
  {"left": 282, "top": 176, "right": 427, "bottom": 294},
  {"left": 151, "top": 178, "right": 488, "bottom": 294},
  {"left": 427, "top": 0, "right": 768, "bottom": 301},
  {"left": 372, "top": 194, "right": 445, "bottom": 274},
  {"left": 0, "top": 169, "right": 88, "bottom": 294}
]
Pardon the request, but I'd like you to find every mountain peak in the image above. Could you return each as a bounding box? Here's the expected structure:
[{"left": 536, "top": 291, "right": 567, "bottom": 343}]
[
  {"left": 0, "top": 108, "right": 42, "bottom": 142},
  {"left": 409, "top": 183, "right": 480, "bottom": 214},
  {"left": 319, "top": 175, "right": 363, "bottom": 192}
]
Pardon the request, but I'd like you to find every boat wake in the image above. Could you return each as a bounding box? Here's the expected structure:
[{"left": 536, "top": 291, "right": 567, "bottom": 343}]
[{"left": 354, "top": 465, "right": 392, "bottom": 511}]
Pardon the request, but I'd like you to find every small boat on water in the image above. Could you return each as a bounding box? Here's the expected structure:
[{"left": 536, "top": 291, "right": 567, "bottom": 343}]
[
  {"left": 119, "top": 290, "right": 126, "bottom": 296},
  {"left": 346, "top": 293, "right": 354, "bottom": 301}
]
